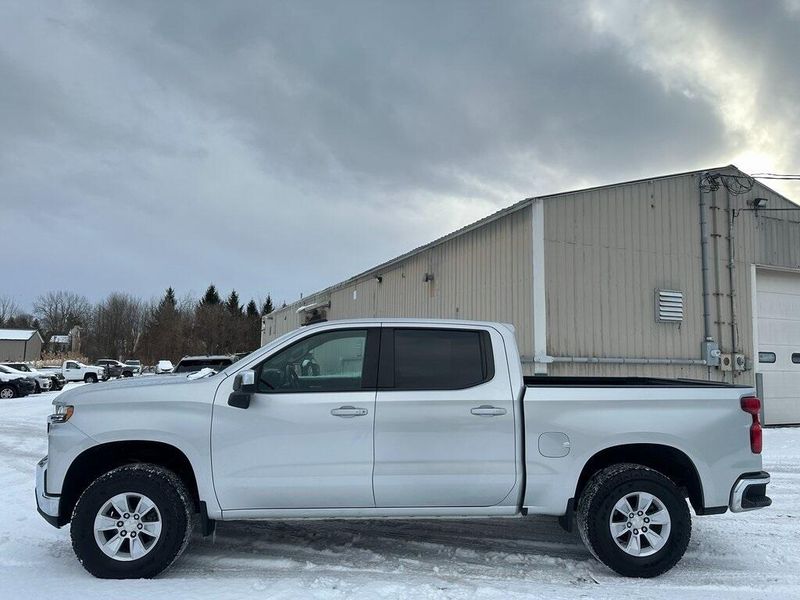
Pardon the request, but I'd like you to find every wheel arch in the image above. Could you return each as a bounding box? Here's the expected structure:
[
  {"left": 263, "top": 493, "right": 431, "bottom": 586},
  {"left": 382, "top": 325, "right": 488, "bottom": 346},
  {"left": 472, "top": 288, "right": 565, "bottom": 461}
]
[
  {"left": 58, "top": 440, "right": 201, "bottom": 527},
  {"left": 574, "top": 443, "right": 706, "bottom": 514}
]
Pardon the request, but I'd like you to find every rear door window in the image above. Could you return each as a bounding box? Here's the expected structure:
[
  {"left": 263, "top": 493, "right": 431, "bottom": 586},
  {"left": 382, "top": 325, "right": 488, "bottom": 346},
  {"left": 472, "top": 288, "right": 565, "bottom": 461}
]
[{"left": 386, "top": 328, "right": 493, "bottom": 390}]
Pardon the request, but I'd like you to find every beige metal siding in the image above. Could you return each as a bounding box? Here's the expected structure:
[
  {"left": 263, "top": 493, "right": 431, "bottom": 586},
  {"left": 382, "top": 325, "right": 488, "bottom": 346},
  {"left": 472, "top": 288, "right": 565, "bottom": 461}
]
[
  {"left": 543, "top": 169, "right": 800, "bottom": 382},
  {"left": 264, "top": 167, "right": 799, "bottom": 384},
  {"left": 543, "top": 173, "right": 708, "bottom": 378},
  {"left": 264, "top": 206, "right": 535, "bottom": 358}
]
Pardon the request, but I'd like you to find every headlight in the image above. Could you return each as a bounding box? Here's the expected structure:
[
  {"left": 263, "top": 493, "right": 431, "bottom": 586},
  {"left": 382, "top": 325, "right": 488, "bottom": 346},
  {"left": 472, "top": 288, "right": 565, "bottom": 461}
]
[{"left": 48, "top": 404, "right": 74, "bottom": 424}]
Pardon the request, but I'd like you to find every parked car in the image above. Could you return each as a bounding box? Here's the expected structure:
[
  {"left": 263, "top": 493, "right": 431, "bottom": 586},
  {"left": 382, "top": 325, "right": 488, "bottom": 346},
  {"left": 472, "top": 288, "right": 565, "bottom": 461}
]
[
  {"left": 39, "top": 361, "right": 107, "bottom": 383},
  {"left": 96, "top": 359, "right": 136, "bottom": 378},
  {"left": 4, "top": 363, "right": 67, "bottom": 391},
  {"left": 173, "top": 355, "right": 236, "bottom": 374},
  {"left": 155, "top": 360, "right": 174, "bottom": 374},
  {"left": 124, "top": 360, "right": 142, "bottom": 375},
  {"left": 36, "top": 319, "right": 770, "bottom": 579},
  {"left": 0, "top": 363, "right": 52, "bottom": 392},
  {"left": 0, "top": 369, "right": 36, "bottom": 398}
]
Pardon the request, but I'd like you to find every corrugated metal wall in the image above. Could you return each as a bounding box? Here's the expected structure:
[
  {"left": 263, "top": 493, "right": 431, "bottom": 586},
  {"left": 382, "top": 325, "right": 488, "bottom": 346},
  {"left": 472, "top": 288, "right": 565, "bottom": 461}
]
[
  {"left": 543, "top": 168, "right": 800, "bottom": 383},
  {"left": 543, "top": 174, "right": 707, "bottom": 378},
  {"left": 263, "top": 167, "right": 800, "bottom": 384},
  {"left": 264, "top": 205, "right": 535, "bottom": 359}
]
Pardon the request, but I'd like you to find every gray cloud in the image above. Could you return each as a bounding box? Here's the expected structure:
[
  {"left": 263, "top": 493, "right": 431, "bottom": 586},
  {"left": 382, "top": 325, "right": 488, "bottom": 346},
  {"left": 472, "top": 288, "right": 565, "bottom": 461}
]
[{"left": 1, "top": 0, "right": 797, "bottom": 309}]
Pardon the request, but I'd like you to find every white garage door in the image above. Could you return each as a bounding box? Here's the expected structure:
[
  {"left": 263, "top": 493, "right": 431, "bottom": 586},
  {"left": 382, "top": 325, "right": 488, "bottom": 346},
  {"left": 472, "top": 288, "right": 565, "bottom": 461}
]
[{"left": 756, "top": 269, "right": 800, "bottom": 425}]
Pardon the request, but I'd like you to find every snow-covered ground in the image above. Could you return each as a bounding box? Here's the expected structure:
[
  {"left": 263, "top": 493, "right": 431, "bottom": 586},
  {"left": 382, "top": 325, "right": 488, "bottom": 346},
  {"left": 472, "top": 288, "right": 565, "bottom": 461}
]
[{"left": 1, "top": 384, "right": 798, "bottom": 599}]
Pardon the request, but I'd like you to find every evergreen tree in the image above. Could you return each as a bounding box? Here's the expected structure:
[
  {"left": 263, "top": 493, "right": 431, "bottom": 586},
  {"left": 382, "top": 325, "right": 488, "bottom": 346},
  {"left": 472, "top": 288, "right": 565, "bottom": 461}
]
[
  {"left": 226, "top": 290, "right": 242, "bottom": 315},
  {"left": 200, "top": 284, "right": 221, "bottom": 306},
  {"left": 261, "top": 294, "right": 274, "bottom": 316},
  {"left": 162, "top": 287, "right": 177, "bottom": 309},
  {"left": 245, "top": 300, "right": 259, "bottom": 318}
]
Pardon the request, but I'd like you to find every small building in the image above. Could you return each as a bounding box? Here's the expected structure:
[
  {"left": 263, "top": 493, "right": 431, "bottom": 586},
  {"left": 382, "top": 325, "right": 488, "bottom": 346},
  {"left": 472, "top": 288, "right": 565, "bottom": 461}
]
[
  {"left": 262, "top": 166, "right": 800, "bottom": 425},
  {"left": 0, "top": 329, "right": 44, "bottom": 362}
]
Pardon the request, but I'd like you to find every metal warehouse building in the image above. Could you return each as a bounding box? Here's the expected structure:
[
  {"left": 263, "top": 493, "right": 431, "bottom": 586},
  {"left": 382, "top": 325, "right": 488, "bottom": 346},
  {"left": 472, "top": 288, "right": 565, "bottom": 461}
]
[{"left": 262, "top": 166, "right": 800, "bottom": 425}]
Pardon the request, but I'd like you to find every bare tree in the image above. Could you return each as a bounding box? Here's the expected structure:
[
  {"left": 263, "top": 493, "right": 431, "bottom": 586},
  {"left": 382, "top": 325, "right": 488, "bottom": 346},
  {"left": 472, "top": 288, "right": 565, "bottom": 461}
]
[
  {"left": 33, "top": 291, "right": 92, "bottom": 339},
  {"left": 0, "top": 295, "right": 19, "bottom": 325},
  {"left": 86, "top": 293, "right": 146, "bottom": 359}
]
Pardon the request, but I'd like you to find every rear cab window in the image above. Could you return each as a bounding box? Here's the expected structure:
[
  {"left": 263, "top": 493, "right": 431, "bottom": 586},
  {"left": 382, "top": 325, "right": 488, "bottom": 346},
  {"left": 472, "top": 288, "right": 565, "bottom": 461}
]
[{"left": 379, "top": 328, "right": 494, "bottom": 390}]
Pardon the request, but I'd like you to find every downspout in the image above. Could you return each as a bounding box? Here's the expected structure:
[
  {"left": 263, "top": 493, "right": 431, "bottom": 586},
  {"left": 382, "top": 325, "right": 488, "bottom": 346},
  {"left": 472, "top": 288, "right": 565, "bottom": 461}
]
[
  {"left": 726, "top": 187, "right": 739, "bottom": 373},
  {"left": 698, "top": 173, "right": 720, "bottom": 371},
  {"left": 698, "top": 173, "right": 713, "bottom": 344}
]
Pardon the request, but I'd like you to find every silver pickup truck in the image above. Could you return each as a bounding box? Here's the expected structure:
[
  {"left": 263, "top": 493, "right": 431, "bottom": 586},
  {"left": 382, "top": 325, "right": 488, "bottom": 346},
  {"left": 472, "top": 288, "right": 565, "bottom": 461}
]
[{"left": 36, "top": 319, "right": 770, "bottom": 579}]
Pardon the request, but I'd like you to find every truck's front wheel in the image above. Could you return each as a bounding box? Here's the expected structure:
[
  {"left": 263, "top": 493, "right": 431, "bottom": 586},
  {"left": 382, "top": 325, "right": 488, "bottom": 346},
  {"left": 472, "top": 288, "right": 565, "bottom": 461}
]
[
  {"left": 84, "top": 373, "right": 98, "bottom": 383},
  {"left": 577, "top": 463, "right": 690, "bottom": 578},
  {"left": 71, "top": 464, "right": 193, "bottom": 579}
]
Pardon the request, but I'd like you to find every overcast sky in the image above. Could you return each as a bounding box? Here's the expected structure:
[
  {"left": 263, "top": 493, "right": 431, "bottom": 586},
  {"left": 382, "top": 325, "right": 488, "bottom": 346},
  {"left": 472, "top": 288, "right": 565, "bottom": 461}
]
[{"left": 2, "top": 0, "right": 799, "bottom": 310}]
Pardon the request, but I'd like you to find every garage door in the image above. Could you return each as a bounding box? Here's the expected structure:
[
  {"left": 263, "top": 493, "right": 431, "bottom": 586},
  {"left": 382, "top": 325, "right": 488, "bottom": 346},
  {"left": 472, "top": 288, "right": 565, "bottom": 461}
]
[{"left": 756, "top": 269, "right": 800, "bottom": 425}]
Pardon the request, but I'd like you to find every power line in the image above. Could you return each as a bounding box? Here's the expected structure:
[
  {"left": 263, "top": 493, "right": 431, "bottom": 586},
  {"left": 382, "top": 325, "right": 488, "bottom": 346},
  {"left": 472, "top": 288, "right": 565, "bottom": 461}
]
[{"left": 750, "top": 173, "right": 800, "bottom": 180}]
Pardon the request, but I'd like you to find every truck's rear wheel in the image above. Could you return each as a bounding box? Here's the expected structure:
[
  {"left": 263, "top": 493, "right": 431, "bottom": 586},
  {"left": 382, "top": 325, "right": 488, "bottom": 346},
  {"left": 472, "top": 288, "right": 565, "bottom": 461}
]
[
  {"left": 84, "top": 374, "right": 98, "bottom": 383},
  {"left": 71, "top": 464, "right": 193, "bottom": 579},
  {"left": 577, "top": 463, "right": 690, "bottom": 578}
]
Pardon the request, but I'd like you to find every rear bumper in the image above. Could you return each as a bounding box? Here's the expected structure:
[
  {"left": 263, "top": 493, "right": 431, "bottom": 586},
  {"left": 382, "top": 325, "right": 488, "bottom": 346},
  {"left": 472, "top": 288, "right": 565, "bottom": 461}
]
[
  {"left": 729, "top": 471, "right": 771, "bottom": 513},
  {"left": 35, "top": 456, "right": 61, "bottom": 527}
]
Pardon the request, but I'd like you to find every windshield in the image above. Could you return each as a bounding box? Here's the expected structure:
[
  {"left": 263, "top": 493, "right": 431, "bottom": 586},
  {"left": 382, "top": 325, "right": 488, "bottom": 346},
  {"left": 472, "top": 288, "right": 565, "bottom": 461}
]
[
  {"left": 174, "top": 358, "right": 233, "bottom": 373},
  {"left": 125, "top": 360, "right": 141, "bottom": 365}
]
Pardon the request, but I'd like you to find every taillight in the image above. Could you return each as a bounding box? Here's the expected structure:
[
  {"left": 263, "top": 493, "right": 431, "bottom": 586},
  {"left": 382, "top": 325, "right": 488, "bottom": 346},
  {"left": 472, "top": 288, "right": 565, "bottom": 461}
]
[{"left": 741, "top": 395, "right": 762, "bottom": 454}]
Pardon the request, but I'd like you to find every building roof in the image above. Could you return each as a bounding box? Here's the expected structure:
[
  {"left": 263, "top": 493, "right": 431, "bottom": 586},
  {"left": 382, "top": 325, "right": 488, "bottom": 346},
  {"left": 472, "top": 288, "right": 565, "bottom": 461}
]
[
  {"left": 270, "top": 165, "right": 798, "bottom": 314},
  {"left": 0, "top": 329, "right": 44, "bottom": 343}
]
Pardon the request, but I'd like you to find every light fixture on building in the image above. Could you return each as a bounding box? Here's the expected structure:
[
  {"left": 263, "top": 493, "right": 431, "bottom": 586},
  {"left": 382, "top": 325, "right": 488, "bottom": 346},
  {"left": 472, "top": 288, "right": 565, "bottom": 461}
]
[
  {"left": 748, "top": 197, "right": 768, "bottom": 208},
  {"left": 423, "top": 272, "right": 434, "bottom": 282}
]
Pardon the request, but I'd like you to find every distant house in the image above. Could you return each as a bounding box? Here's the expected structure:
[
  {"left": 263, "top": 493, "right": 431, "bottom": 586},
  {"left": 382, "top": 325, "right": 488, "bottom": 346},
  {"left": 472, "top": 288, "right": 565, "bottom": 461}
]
[{"left": 0, "top": 329, "right": 44, "bottom": 361}]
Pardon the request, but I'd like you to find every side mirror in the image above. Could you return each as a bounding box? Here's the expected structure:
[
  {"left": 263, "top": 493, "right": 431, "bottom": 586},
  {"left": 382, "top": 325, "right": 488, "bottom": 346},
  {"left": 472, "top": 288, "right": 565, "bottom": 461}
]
[
  {"left": 229, "top": 369, "right": 256, "bottom": 409},
  {"left": 233, "top": 369, "right": 256, "bottom": 392}
]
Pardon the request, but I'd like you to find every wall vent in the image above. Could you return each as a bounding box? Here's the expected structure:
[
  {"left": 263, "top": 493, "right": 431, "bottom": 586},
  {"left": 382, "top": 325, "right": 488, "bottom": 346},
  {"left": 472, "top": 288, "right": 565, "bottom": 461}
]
[{"left": 655, "top": 289, "right": 684, "bottom": 323}]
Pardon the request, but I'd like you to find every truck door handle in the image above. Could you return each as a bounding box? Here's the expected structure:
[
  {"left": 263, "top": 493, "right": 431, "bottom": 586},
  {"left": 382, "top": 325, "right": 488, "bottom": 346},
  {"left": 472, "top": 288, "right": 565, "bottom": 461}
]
[
  {"left": 330, "top": 406, "right": 369, "bottom": 418},
  {"left": 471, "top": 405, "right": 507, "bottom": 417}
]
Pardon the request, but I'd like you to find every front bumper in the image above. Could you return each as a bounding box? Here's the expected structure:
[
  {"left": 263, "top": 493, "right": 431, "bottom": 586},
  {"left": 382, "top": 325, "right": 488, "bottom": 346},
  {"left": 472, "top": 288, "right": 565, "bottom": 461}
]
[
  {"left": 35, "top": 456, "right": 61, "bottom": 527},
  {"left": 730, "top": 471, "right": 772, "bottom": 513}
]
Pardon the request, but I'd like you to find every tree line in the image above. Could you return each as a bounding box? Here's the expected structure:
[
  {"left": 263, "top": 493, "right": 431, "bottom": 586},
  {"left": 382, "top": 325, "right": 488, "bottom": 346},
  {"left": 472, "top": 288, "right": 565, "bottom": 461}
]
[{"left": 0, "top": 287, "right": 276, "bottom": 364}]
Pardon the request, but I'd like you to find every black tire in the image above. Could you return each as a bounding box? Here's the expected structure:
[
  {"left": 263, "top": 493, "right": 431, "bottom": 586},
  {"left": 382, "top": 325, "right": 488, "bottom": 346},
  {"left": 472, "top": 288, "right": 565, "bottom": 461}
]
[
  {"left": 123, "top": 370, "right": 133, "bottom": 378},
  {"left": 577, "top": 463, "right": 691, "bottom": 578},
  {"left": 71, "top": 464, "right": 194, "bottom": 579},
  {"left": 0, "top": 384, "right": 17, "bottom": 399},
  {"left": 84, "top": 374, "right": 98, "bottom": 383}
]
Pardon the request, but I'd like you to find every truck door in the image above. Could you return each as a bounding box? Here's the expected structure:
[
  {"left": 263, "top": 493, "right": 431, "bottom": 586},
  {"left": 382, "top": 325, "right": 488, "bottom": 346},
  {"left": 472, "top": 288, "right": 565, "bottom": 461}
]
[
  {"left": 64, "top": 361, "right": 80, "bottom": 381},
  {"left": 211, "top": 326, "right": 380, "bottom": 510},
  {"left": 373, "top": 326, "right": 517, "bottom": 507}
]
